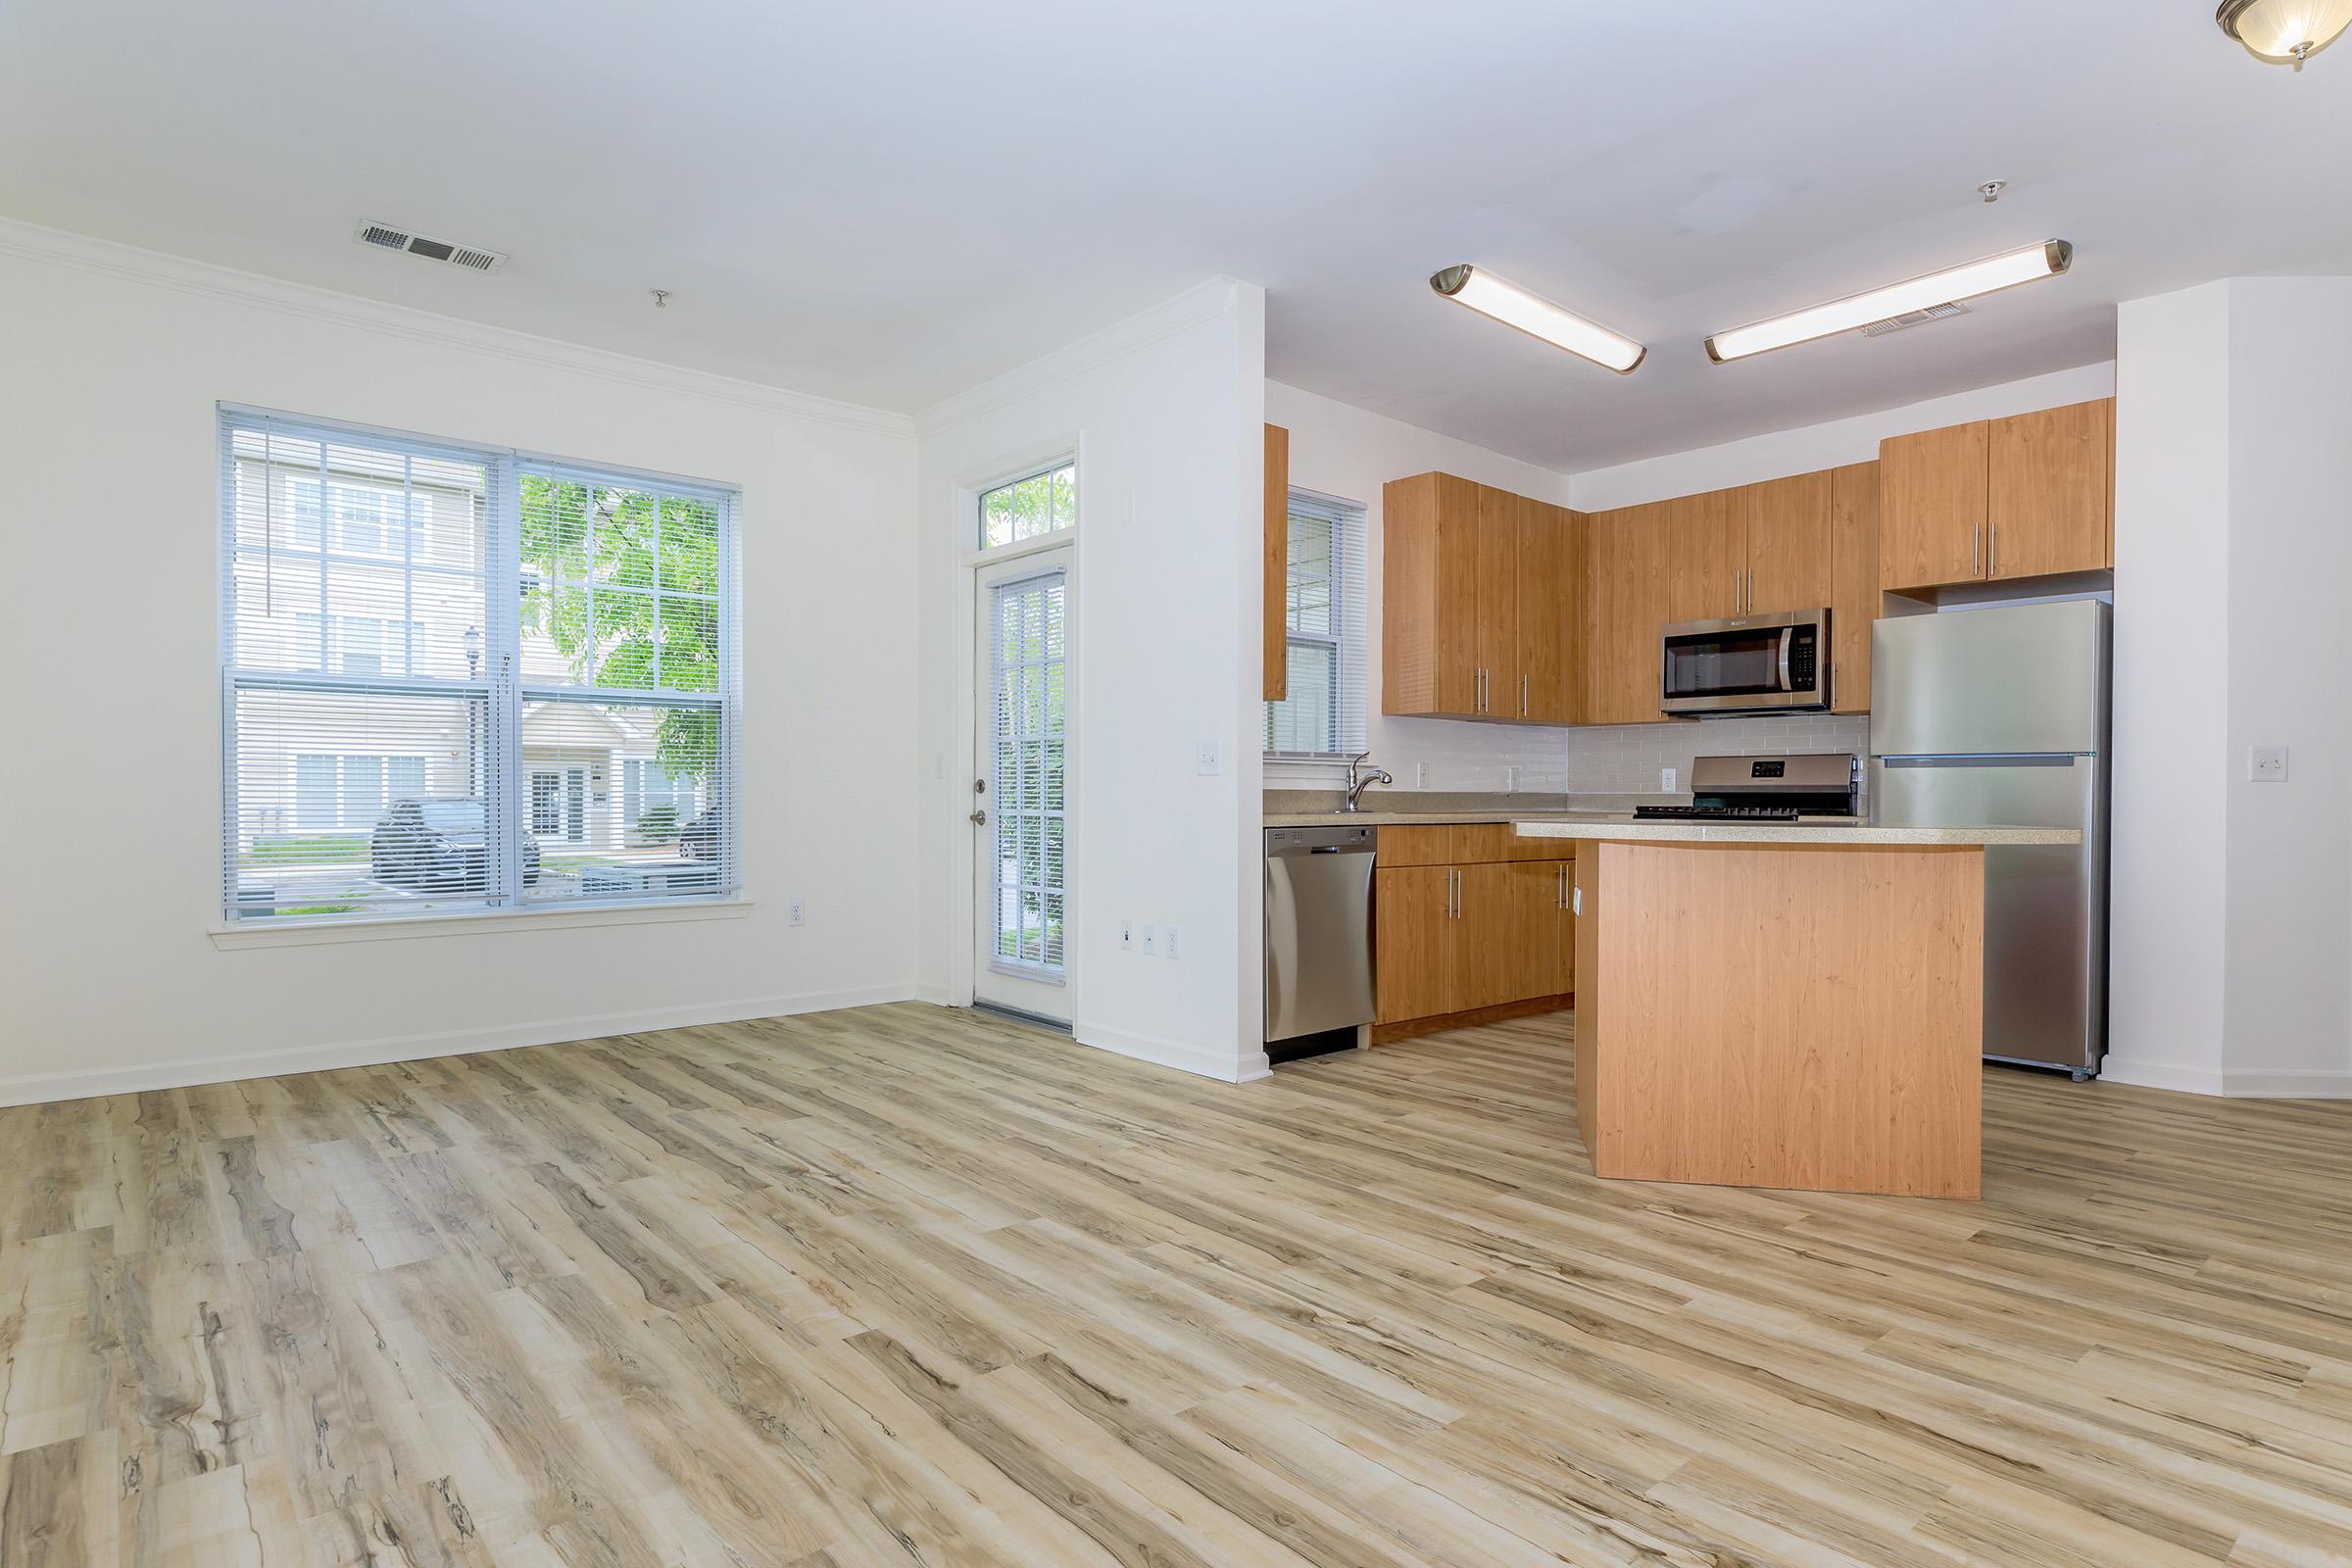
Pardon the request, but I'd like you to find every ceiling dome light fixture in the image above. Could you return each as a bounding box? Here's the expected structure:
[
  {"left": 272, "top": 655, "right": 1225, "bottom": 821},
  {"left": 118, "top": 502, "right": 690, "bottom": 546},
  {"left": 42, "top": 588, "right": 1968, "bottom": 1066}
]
[
  {"left": 1704, "top": 241, "right": 2074, "bottom": 365},
  {"left": 1429, "top": 266, "right": 1645, "bottom": 374},
  {"left": 2216, "top": 0, "right": 2352, "bottom": 68}
]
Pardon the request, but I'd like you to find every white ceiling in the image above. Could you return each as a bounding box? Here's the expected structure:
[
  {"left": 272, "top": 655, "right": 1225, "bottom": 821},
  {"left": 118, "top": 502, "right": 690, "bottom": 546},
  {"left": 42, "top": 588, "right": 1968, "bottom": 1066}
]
[{"left": 6, "top": 1, "right": 2347, "bottom": 470}]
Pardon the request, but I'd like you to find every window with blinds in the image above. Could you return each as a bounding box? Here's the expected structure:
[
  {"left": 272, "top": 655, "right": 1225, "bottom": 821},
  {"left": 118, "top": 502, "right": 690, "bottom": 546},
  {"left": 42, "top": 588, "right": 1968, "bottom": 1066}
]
[
  {"left": 220, "top": 407, "right": 740, "bottom": 922},
  {"left": 1264, "top": 490, "right": 1367, "bottom": 757}
]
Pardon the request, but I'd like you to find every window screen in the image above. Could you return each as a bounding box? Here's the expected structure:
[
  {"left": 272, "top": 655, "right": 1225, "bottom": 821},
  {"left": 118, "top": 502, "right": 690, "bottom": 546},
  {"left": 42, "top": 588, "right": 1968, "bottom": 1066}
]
[{"left": 220, "top": 408, "right": 739, "bottom": 923}]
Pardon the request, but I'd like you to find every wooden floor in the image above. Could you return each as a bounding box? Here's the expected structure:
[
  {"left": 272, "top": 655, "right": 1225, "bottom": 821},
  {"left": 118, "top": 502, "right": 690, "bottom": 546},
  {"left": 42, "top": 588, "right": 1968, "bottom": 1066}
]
[{"left": 5, "top": 1007, "right": 2352, "bottom": 1567}]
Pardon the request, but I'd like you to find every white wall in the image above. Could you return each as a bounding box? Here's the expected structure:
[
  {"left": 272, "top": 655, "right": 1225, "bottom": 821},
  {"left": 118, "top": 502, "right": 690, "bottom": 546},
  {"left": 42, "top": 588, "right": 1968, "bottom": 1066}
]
[
  {"left": 916, "top": 281, "right": 1268, "bottom": 1083},
  {"left": 2105, "top": 276, "right": 2352, "bottom": 1098},
  {"left": 1266, "top": 381, "right": 1577, "bottom": 793},
  {"left": 1571, "top": 363, "right": 2117, "bottom": 513},
  {"left": 0, "top": 222, "right": 922, "bottom": 1104},
  {"left": 2107, "top": 282, "right": 2233, "bottom": 1094}
]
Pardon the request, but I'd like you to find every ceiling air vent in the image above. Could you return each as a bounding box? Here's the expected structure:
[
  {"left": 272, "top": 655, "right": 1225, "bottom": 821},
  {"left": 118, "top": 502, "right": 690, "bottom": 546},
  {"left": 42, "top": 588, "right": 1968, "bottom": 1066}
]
[
  {"left": 1859, "top": 300, "right": 1971, "bottom": 338},
  {"left": 351, "top": 221, "right": 507, "bottom": 274}
]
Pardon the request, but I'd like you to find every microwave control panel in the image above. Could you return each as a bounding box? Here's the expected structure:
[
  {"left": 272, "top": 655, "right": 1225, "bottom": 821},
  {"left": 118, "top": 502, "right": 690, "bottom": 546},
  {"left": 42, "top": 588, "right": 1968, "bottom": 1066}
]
[{"left": 1789, "top": 626, "right": 1819, "bottom": 691}]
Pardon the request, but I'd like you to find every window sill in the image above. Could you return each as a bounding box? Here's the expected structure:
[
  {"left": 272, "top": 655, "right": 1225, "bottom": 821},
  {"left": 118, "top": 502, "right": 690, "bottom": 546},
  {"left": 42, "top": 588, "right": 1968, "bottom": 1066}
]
[{"left": 210, "top": 897, "right": 756, "bottom": 950}]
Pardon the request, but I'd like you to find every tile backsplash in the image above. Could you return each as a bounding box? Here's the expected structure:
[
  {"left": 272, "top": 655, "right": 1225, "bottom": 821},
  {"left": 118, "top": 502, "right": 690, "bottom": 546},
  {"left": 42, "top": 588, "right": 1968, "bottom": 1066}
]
[{"left": 1561, "top": 712, "right": 1873, "bottom": 797}]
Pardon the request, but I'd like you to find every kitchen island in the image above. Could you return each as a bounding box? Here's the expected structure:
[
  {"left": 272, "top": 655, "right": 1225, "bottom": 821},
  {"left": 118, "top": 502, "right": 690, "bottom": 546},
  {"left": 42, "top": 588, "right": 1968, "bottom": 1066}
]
[{"left": 1516, "top": 818, "right": 2080, "bottom": 1200}]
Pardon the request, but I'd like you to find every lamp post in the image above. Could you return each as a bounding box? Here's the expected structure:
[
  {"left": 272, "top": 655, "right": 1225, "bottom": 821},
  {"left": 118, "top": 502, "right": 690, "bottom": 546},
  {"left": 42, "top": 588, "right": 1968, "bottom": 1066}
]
[{"left": 463, "top": 625, "right": 483, "bottom": 799}]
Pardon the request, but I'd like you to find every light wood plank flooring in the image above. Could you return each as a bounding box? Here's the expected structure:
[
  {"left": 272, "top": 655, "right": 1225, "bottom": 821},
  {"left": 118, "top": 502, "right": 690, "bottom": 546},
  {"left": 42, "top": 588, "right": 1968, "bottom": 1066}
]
[{"left": 4, "top": 1004, "right": 2351, "bottom": 1567}]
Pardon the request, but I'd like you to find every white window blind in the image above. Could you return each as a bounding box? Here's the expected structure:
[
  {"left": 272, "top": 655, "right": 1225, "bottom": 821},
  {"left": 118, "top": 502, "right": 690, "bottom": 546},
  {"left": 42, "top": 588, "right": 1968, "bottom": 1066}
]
[
  {"left": 220, "top": 407, "right": 740, "bottom": 923},
  {"left": 1264, "top": 490, "right": 1367, "bottom": 757}
]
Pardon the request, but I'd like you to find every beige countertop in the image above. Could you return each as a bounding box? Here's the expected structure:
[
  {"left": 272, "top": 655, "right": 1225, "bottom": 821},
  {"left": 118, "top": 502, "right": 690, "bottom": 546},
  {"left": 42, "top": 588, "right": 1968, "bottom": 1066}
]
[
  {"left": 1261, "top": 808, "right": 1628, "bottom": 828},
  {"left": 1511, "top": 817, "right": 2081, "bottom": 847}
]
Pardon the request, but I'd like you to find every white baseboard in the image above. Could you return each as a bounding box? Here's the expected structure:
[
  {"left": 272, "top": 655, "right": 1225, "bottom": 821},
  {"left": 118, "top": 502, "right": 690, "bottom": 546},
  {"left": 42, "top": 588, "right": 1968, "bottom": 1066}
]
[
  {"left": 2097, "top": 1057, "right": 2352, "bottom": 1099},
  {"left": 913, "top": 983, "right": 956, "bottom": 1005},
  {"left": 1073, "top": 1023, "right": 1272, "bottom": 1085},
  {"left": 0, "top": 984, "right": 917, "bottom": 1108},
  {"left": 2098, "top": 1057, "right": 2229, "bottom": 1097},
  {"left": 2222, "top": 1067, "right": 2352, "bottom": 1100}
]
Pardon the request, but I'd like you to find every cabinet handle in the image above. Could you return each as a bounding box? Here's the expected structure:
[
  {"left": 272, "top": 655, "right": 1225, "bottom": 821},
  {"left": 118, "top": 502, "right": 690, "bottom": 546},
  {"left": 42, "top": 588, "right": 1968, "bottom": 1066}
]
[
  {"left": 1973, "top": 521, "right": 1982, "bottom": 576},
  {"left": 1734, "top": 568, "right": 1743, "bottom": 616},
  {"left": 1520, "top": 673, "right": 1529, "bottom": 717},
  {"left": 1989, "top": 523, "right": 1999, "bottom": 577}
]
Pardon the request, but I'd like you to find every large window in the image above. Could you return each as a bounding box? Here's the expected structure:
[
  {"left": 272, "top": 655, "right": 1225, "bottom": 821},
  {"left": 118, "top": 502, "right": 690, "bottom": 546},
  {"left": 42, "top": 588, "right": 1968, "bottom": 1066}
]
[
  {"left": 1264, "top": 490, "right": 1367, "bottom": 757},
  {"left": 220, "top": 407, "right": 739, "bottom": 922}
]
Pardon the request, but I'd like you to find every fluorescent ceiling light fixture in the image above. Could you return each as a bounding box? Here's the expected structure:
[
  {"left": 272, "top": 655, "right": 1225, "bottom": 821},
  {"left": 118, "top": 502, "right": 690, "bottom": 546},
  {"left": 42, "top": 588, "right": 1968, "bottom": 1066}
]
[
  {"left": 1429, "top": 266, "right": 1645, "bottom": 373},
  {"left": 1704, "top": 240, "right": 2074, "bottom": 365},
  {"left": 2216, "top": 0, "right": 2352, "bottom": 68}
]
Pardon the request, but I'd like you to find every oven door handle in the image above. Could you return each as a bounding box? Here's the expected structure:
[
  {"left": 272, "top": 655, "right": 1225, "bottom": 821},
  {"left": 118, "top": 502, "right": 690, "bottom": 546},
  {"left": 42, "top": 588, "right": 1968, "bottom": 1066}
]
[{"left": 1778, "top": 626, "right": 1794, "bottom": 692}]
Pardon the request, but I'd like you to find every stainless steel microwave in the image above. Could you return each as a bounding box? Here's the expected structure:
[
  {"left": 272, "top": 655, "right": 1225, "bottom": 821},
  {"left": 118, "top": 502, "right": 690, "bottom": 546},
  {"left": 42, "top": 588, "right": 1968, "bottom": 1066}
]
[{"left": 1659, "top": 608, "right": 1830, "bottom": 715}]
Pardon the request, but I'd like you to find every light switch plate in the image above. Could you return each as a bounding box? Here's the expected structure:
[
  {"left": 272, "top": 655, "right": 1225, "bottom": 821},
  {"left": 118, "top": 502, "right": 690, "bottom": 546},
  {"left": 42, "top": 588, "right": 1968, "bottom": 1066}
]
[
  {"left": 1505, "top": 764, "right": 1520, "bottom": 793},
  {"left": 2249, "top": 745, "right": 2289, "bottom": 782},
  {"left": 1414, "top": 762, "right": 1429, "bottom": 788},
  {"left": 1661, "top": 765, "right": 1677, "bottom": 794},
  {"left": 1572, "top": 885, "right": 1583, "bottom": 915},
  {"left": 1142, "top": 923, "right": 1157, "bottom": 956},
  {"left": 1118, "top": 919, "right": 1133, "bottom": 951}
]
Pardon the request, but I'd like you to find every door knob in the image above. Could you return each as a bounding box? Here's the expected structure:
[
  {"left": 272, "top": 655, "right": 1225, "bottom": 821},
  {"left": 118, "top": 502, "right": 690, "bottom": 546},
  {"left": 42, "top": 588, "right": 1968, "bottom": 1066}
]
[{"left": 969, "top": 808, "right": 988, "bottom": 825}]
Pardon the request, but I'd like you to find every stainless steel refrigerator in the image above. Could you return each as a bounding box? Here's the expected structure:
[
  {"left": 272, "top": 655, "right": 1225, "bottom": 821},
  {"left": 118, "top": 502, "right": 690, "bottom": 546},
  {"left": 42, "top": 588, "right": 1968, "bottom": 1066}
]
[{"left": 1871, "top": 600, "right": 2111, "bottom": 1078}]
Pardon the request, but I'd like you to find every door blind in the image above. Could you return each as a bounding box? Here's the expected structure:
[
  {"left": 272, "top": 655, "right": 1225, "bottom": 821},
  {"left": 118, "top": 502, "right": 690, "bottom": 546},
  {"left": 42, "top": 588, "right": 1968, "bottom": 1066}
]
[{"left": 219, "top": 407, "right": 739, "bottom": 922}]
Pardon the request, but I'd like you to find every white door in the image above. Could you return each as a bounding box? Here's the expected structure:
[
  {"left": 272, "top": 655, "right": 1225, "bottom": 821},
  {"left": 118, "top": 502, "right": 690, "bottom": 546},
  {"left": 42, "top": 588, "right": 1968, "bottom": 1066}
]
[{"left": 973, "top": 549, "right": 1073, "bottom": 1022}]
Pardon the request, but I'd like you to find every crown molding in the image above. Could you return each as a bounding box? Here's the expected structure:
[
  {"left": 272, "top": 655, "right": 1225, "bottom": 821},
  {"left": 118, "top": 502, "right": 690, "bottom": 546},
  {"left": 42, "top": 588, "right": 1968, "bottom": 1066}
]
[
  {"left": 0, "top": 217, "right": 916, "bottom": 440},
  {"left": 914, "top": 276, "right": 1246, "bottom": 438}
]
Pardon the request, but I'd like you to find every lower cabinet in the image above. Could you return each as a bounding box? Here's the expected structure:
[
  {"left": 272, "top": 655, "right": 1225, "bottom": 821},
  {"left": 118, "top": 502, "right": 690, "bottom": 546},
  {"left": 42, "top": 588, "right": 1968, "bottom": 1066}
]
[{"left": 1375, "top": 827, "right": 1575, "bottom": 1038}]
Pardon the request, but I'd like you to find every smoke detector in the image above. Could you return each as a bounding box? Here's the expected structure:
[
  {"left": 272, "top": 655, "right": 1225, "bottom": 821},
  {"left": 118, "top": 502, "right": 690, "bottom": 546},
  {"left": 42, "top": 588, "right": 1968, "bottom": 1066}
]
[
  {"left": 1859, "top": 300, "right": 1972, "bottom": 338},
  {"left": 352, "top": 221, "right": 507, "bottom": 274}
]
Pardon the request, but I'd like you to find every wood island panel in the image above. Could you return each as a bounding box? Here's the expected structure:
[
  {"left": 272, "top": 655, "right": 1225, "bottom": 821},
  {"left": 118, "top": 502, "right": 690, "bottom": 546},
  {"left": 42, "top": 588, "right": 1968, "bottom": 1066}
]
[{"left": 1575, "top": 838, "right": 1983, "bottom": 1199}]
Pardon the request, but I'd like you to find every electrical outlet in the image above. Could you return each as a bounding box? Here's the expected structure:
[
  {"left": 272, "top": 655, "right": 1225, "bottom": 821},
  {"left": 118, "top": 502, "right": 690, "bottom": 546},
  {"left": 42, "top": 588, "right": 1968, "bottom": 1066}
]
[
  {"left": 933, "top": 752, "right": 945, "bottom": 780},
  {"left": 1143, "top": 923, "right": 1157, "bottom": 956},
  {"left": 2249, "top": 745, "right": 2289, "bottom": 782},
  {"left": 1660, "top": 765, "right": 1677, "bottom": 794},
  {"left": 788, "top": 897, "right": 805, "bottom": 926},
  {"left": 1118, "top": 919, "right": 1134, "bottom": 951},
  {"left": 1414, "top": 762, "right": 1429, "bottom": 788},
  {"left": 1196, "top": 740, "right": 1220, "bottom": 776},
  {"left": 1505, "top": 764, "right": 1520, "bottom": 793},
  {"left": 1164, "top": 925, "right": 1179, "bottom": 958}
]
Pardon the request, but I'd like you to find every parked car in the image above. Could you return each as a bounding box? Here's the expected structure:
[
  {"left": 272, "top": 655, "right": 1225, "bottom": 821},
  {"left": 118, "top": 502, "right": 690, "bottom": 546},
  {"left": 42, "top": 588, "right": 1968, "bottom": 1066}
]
[
  {"left": 370, "top": 799, "right": 541, "bottom": 889},
  {"left": 679, "top": 803, "right": 721, "bottom": 861}
]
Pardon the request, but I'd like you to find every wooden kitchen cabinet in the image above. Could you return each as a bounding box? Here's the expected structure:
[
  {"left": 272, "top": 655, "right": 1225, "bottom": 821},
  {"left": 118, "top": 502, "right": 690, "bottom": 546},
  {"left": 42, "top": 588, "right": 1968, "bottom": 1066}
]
[
  {"left": 1262, "top": 422, "right": 1289, "bottom": 701},
  {"left": 1880, "top": 419, "right": 1988, "bottom": 591},
  {"left": 1384, "top": 472, "right": 1579, "bottom": 722},
  {"left": 1739, "top": 470, "right": 1836, "bottom": 614},
  {"left": 1660, "top": 488, "right": 1741, "bottom": 625},
  {"left": 1988, "top": 399, "right": 2112, "bottom": 580},
  {"left": 1827, "top": 461, "right": 1880, "bottom": 713},
  {"left": 1374, "top": 826, "right": 1575, "bottom": 1041},
  {"left": 1515, "top": 499, "right": 1580, "bottom": 723},
  {"left": 1374, "top": 865, "right": 1454, "bottom": 1024},
  {"left": 1880, "top": 398, "right": 2112, "bottom": 591},
  {"left": 1582, "top": 502, "right": 1670, "bottom": 726},
  {"left": 1507, "top": 858, "right": 1576, "bottom": 999}
]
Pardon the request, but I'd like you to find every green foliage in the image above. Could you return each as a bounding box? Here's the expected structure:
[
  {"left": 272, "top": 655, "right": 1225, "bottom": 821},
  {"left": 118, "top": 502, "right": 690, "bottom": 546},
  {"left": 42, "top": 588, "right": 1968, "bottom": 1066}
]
[
  {"left": 244, "top": 835, "right": 368, "bottom": 865},
  {"left": 635, "top": 804, "right": 682, "bottom": 841},
  {"left": 518, "top": 475, "right": 721, "bottom": 781}
]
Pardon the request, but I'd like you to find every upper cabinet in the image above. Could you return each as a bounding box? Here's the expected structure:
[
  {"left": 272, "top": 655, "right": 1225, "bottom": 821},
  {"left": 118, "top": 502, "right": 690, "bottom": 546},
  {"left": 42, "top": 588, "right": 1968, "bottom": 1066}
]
[
  {"left": 1738, "top": 471, "right": 1836, "bottom": 616},
  {"left": 1826, "top": 462, "right": 1879, "bottom": 714},
  {"left": 1583, "top": 503, "right": 1671, "bottom": 726},
  {"left": 1880, "top": 398, "right": 2113, "bottom": 592},
  {"left": 1262, "top": 423, "right": 1289, "bottom": 702},
  {"left": 1383, "top": 472, "right": 1580, "bottom": 723}
]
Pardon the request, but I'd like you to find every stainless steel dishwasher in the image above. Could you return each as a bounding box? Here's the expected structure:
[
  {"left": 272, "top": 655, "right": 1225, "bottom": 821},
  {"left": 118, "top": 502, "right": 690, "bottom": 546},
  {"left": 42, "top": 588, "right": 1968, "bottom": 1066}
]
[{"left": 1263, "top": 825, "right": 1376, "bottom": 1055}]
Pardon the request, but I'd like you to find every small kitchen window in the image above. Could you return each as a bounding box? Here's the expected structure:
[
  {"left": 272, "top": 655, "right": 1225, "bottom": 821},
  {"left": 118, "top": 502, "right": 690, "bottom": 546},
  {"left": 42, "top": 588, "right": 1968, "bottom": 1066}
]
[
  {"left": 1264, "top": 489, "right": 1367, "bottom": 758},
  {"left": 977, "top": 462, "right": 1075, "bottom": 551}
]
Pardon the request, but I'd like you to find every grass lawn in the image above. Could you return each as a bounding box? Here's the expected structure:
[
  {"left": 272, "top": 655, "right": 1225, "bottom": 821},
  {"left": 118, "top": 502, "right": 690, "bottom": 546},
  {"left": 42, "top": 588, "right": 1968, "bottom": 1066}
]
[{"left": 244, "top": 834, "right": 368, "bottom": 865}]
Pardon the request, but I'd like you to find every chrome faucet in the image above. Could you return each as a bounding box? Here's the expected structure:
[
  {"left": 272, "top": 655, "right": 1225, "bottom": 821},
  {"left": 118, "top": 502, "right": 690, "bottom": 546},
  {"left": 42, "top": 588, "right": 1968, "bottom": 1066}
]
[{"left": 1343, "top": 751, "right": 1393, "bottom": 812}]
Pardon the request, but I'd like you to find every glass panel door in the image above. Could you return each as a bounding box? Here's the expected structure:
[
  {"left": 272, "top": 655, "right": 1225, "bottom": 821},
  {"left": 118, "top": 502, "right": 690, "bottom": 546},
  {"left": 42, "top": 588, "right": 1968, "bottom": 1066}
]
[{"left": 973, "top": 549, "right": 1073, "bottom": 1021}]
